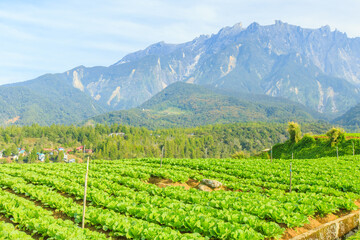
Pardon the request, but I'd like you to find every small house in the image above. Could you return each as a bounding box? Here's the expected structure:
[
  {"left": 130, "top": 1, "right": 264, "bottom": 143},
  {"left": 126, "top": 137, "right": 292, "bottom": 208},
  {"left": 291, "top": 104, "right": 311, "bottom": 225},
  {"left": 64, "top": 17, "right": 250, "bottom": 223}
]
[
  {"left": 43, "top": 148, "right": 54, "bottom": 152},
  {"left": 19, "top": 149, "right": 26, "bottom": 156},
  {"left": 38, "top": 153, "right": 45, "bottom": 162},
  {"left": 76, "top": 146, "right": 84, "bottom": 151},
  {"left": 108, "top": 132, "right": 125, "bottom": 137}
]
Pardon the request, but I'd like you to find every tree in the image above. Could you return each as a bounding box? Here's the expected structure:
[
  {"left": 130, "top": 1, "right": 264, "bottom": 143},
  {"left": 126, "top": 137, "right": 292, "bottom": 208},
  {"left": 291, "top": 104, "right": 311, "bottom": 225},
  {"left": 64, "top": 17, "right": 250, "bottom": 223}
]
[
  {"left": 288, "top": 122, "right": 302, "bottom": 143},
  {"left": 3, "top": 148, "right": 11, "bottom": 157},
  {"left": 57, "top": 151, "right": 64, "bottom": 162},
  {"left": 17, "top": 155, "right": 24, "bottom": 164},
  {"left": 45, "top": 155, "right": 50, "bottom": 163},
  {"left": 326, "top": 127, "right": 345, "bottom": 147},
  {"left": 28, "top": 147, "right": 38, "bottom": 164},
  {"left": 231, "top": 150, "right": 250, "bottom": 159},
  {"left": 3, "top": 134, "right": 11, "bottom": 144}
]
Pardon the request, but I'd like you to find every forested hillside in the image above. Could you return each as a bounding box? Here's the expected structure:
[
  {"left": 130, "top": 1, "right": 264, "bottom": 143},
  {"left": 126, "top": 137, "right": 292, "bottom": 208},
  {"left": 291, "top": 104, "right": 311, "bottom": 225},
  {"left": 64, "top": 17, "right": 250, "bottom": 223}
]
[
  {"left": 88, "top": 82, "right": 319, "bottom": 129},
  {"left": 0, "top": 122, "right": 330, "bottom": 161}
]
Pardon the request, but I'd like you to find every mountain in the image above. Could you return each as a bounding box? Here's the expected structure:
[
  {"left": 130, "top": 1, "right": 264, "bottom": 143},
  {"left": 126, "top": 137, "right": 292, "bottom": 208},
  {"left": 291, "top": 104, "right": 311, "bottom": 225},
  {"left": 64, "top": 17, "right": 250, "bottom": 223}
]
[
  {"left": 0, "top": 74, "right": 104, "bottom": 125},
  {"left": 332, "top": 103, "right": 360, "bottom": 129},
  {"left": 2, "top": 20, "right": 360, "bottom": 125},
  {"left": 86, "top": 82, "right": 320, "bottom": 129}
]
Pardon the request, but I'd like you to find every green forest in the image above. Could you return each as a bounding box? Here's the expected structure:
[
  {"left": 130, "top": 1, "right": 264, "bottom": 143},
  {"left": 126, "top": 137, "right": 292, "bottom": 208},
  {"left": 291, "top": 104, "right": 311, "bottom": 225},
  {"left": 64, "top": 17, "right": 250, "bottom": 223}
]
[{"left": 0, "top": 121, "right": 331, "bottom": 162}]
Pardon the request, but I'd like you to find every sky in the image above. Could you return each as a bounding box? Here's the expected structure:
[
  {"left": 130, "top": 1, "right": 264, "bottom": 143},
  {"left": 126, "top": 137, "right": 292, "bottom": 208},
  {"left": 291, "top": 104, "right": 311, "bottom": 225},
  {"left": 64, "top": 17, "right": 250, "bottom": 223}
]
[{"left": 0, "top": 0, "right": 358, "bottom": 85}]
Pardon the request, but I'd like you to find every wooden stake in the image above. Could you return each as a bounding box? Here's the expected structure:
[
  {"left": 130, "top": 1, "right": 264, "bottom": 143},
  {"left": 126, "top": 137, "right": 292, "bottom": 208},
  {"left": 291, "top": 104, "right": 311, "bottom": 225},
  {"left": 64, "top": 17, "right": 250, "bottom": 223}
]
[
  {"left": 336, "top": 146, "right": 339, "bottom": 160},
  {"left": 205, "top": 148, "right": 208, "bottom": 159},
  {"left": 160, "top": 146, "right": 164, "bottom": 168},
  {"left": 292, "top": 152, "right": 293, "bottom": 160},
  {"left": 82, "top": 157, "right": 90, "bottom": 229},
  {"left": 353, "top": 141, "right": 355, "bottom": 156},
  {"left": 270, "top": 146, "right": 273, "bottom": 162},
  {"left": 289, "top": 162, "right": 292, "bottom": 193}
]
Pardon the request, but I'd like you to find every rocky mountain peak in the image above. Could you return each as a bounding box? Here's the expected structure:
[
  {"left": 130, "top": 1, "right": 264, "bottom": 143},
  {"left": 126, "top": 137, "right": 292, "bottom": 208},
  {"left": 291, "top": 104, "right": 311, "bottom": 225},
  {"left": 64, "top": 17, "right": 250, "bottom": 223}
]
[{"left": 1, "top": 21, "right": 360, "bottom": 125}]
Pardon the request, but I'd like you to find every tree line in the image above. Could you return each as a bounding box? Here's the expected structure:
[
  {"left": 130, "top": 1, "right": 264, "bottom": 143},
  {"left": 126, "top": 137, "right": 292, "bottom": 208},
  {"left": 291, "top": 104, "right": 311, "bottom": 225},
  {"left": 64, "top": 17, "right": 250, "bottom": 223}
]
[{"left": 0, "top": 121, "right": 330, "bottom": 162}]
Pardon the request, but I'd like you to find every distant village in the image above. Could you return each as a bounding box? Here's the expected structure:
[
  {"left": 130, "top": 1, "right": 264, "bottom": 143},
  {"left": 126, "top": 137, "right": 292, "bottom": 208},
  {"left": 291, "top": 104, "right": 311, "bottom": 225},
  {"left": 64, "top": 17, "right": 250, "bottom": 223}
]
[
  {"left": 0, "top": 145, "right": 93, "bottom": 164},
  {"left": 0, "top": 132, "right": 129, "bottom": 164}
]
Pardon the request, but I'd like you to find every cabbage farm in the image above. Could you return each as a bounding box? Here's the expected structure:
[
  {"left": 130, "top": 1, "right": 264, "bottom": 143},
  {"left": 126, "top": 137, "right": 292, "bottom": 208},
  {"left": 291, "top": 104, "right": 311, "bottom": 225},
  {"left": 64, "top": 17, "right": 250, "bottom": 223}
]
[{"left": 0, "top": 157, "right": 360, "bottom": 239}]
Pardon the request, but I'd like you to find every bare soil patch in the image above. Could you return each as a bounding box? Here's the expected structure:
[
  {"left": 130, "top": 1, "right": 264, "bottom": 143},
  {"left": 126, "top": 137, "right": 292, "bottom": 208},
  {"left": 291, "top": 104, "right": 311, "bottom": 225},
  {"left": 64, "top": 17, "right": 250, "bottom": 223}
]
[
  {"left": 148, "top": 176, "right": 193, "bottom": 189},
  {"left": 147, "top": 177, "right": 228, "bottom": 192}
]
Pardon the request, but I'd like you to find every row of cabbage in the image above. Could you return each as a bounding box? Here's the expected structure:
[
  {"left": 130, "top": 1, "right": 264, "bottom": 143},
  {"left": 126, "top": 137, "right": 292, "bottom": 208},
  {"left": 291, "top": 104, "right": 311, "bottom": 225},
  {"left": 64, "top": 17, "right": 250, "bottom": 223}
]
[
  {"left": 94, "top": 157, "right": 360, "bottom": 196},
  {"left": 0, "top": 166, "right": 262, "bottom": 239},
  {"left": 0, "top": 221, "right": 33, "bottom": 240},
  {"left": 1, "top": 160, "right": 358, "bottom": 238},
  {"left": 0, "top": 156, "right": 359, "bottom": 239},
  {"left": 0, "top": 187, "right": 107, "bottom": 240}
]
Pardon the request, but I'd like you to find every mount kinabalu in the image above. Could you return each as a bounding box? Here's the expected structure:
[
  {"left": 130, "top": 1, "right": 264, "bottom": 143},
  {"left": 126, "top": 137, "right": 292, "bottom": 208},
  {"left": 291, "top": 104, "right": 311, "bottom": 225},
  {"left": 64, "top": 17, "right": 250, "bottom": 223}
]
[{"left": 1, "top": 20, "right": 360, "bottom": 125}]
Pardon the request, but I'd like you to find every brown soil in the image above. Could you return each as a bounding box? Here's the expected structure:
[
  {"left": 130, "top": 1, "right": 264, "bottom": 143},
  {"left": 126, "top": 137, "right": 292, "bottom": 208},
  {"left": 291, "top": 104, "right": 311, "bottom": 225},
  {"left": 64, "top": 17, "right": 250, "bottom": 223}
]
[
  {"left": 148, "top": 176, "right": 193, "bottom": 190},
  {"left": 186, "top": 179, "right": 200, "bottom": 188},
  {"left": 147, "top": 177, "right": 228, "bottom": 192},
  {"left": 281, "top": 217, "right": 323, "bottom": 239}
]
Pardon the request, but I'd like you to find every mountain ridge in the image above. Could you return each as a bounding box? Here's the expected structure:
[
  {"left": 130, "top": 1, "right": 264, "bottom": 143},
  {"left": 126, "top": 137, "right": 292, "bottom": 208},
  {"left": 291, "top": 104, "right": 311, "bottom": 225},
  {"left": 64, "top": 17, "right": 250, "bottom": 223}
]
[{"left": 1, "top": 21, "right": 360, "bottom": 125}]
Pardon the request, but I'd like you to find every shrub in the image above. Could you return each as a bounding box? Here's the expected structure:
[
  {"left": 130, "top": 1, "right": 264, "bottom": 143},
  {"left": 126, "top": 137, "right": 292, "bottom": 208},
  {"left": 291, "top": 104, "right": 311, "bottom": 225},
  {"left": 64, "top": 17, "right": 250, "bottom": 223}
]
[
  {"left": 231, "top": 150, "right": 250, "bottom": 159},
  {"left": 288, "top": 122, "right": 302, "bottom": 143},
  {"left": 297, "top": 134, "right": 315, "bottom": 148},
  {"left": 326, "top": 127, "right": 345, "bottom": 147}
]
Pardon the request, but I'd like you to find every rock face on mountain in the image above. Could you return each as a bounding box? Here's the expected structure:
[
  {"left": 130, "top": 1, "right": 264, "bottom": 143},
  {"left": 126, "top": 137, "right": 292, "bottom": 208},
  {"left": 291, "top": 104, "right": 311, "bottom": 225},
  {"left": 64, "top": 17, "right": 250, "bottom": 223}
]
[
  {"left": 1, "top": 21, "right": 360, "bottom": 125},
  {"left": 66, "top": 21, "right": 360, "bottom": 114}
]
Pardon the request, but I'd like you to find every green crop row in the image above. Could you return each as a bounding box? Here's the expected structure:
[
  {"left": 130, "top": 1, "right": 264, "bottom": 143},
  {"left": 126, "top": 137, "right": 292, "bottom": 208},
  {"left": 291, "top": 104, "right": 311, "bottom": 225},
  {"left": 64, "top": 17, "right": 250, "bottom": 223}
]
[
  {"left": 0, "top": 221, "right": 33, "bottom": 240},
  {"left": 0, "top": 167, "right": 260, "bottom": 240},
  {"left": 0, "top": 188, "right": 107, "bottom": 240},
  {"left": 0, "top": 172, "right": 195, "bottom": 240}
]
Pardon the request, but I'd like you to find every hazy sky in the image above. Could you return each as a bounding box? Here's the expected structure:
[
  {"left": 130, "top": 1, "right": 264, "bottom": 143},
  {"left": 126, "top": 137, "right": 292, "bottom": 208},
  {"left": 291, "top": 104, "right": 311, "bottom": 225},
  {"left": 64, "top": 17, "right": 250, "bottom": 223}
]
[{"left": 0, "top": 0, "right": 358, "bottom": 85}]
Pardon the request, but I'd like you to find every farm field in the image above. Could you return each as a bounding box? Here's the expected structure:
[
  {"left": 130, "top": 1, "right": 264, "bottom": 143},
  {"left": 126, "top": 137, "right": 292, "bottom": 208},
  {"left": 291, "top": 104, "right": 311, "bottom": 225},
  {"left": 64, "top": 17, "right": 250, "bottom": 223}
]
[{"left": 0, "top": 157, "right": 360, "bottom": 239}]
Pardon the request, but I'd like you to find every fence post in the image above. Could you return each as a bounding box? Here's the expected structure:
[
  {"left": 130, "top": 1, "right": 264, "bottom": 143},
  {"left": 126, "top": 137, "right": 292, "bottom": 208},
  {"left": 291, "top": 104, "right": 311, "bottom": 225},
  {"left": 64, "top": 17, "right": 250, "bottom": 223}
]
[
  {"left": 353, "top": 141, "right": 355, "bottom": 156},
  {"left": 82, "top": 156, "right": 90, "bottom": 229},
  {"left": 160, "top": 146, "right": 164, "bottom": 167},
  {"left": 289, "top": 162, "right": 292, "bottom": 193},
  {"left": 292, "top": 152, "right": 293, "bottom": 160},
  {"left": 336, "top": 146, "right": 339, "bottom": 160},
  {"left": 270, "top": 146, "right": 273, "bottom": 162}
]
